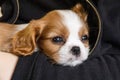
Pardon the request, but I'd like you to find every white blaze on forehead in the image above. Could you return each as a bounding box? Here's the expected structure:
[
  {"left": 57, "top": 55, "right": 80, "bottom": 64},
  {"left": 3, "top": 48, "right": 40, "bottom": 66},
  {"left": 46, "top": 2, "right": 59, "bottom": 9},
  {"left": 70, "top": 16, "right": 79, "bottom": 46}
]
[
  {"left": 57, "top": 10, "right": 84, "bottom": 35},
  {"left": 57, "top": 10, "right": 84, "bottom": 44}
]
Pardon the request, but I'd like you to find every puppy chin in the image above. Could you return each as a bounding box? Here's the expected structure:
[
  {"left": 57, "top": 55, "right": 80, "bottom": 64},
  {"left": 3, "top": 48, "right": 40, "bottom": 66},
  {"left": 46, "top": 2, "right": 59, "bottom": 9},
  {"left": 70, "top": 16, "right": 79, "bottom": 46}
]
[{"left": 56, "top": 53, "right": 89, "bottom": 67}]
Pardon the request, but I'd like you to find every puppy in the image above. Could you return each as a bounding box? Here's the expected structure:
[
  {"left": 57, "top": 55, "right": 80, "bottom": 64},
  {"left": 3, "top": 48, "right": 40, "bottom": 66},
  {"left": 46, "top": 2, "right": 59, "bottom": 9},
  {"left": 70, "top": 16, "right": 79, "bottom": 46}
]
[{"left": 0, "top": 4, "right": 89, "bottom": 66}]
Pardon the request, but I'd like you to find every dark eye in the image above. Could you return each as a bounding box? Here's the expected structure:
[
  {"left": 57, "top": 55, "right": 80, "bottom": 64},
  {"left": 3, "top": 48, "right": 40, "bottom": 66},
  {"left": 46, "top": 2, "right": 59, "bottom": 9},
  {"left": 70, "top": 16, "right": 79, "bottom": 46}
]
[
  {"left": 52, "top": 36, "right": 65, "bottom": 44},
  {"left": 81, "top": 35, "right": 89, "bottom": 41}
]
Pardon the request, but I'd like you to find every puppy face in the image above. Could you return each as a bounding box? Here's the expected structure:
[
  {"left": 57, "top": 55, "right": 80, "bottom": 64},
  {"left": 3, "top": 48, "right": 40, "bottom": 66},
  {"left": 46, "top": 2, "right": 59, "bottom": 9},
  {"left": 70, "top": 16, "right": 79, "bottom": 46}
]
[{"left": 12, "top": 4, "right": 89, "bottom": 66}]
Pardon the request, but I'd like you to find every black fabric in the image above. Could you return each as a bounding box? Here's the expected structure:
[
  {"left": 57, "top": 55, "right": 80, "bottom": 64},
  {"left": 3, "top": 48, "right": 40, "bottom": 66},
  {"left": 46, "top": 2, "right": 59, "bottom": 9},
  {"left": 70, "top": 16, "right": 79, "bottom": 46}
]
[
  {"left": 0, "top": 0, "right": 120, "bottom": 80},
  {"left": 99, "top": 0, "right": 120, "bottom": 50},
  {"left": 0, "top": 0, "right": 19, "bottom": 23},
  {"left": 0, "top": 0, "right": 6, "bottom": 6},
  {"left": 0, "top": 0, "right": 86, "bottom": 24},
  {"left": 12, "top": 51, "right": 120, "bottom": 80}
]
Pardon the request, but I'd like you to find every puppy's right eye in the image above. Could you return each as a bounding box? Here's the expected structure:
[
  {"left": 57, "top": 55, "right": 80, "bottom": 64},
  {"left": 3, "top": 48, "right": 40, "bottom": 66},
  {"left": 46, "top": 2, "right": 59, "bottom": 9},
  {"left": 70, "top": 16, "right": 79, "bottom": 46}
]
[{"left": 52, "top": 36, "right": 65, "bottom": 44}]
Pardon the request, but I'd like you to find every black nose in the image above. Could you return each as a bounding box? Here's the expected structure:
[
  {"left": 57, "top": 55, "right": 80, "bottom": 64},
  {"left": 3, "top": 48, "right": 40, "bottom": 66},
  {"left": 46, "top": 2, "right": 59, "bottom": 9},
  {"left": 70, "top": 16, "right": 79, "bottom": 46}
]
[{"left": 71, "top": 46, "right": 80, "bottom": 56}]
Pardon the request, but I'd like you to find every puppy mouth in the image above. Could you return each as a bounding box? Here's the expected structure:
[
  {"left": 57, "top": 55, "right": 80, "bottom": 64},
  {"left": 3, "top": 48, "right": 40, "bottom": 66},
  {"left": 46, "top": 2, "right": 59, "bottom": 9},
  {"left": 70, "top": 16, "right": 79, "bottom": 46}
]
[
  {"left": 62, "top": 56, "right": 83, "bottom": 66},
  {"left": 68, "top": 55, "right": 81, "bottom": 62}
]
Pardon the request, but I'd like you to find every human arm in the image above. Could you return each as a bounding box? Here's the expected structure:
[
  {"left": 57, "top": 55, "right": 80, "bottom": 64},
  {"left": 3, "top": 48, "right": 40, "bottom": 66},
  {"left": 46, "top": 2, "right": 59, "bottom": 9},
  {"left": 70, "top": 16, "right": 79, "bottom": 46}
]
[{"left": 0, "top": 52, "right": 18, "bottom": 80}]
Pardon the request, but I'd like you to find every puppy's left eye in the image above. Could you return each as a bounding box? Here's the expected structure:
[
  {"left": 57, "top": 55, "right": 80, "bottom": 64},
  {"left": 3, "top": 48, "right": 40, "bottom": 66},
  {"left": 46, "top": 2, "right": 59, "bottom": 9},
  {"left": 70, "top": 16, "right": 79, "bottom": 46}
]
[
  {"left": 81, "top": 35, "right": 89, "bottom": 41},
  {"left": 52, "top": 36, "right": 65, "bottom": 44}
]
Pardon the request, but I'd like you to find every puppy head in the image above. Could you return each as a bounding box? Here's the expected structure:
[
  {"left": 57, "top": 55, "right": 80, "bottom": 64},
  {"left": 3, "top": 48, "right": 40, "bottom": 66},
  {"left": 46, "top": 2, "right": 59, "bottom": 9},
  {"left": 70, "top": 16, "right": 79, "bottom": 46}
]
[{"left": 12, "top": 3, "right": 89, "bottom": 66}]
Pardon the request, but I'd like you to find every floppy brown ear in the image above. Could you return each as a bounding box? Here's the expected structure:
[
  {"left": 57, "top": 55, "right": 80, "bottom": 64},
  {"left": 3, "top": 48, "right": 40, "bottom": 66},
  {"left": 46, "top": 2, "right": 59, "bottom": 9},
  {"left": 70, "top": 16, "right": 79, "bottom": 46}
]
[
  {"left": 12, "top": 20, "right": 45, "bottom": 56},
  {"left": 72, "top": 3, "right": 88, "bottom": 21}
]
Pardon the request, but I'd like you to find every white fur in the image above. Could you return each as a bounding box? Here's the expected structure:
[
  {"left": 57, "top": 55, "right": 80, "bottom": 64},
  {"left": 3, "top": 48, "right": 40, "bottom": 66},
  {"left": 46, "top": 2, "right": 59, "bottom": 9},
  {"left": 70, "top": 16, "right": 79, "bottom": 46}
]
[
  {"left": 16, "top": 24, "right": 28, "bottom": 31},
  {"left": 57, "top": 10, "right": 89, "bottom": 66}
]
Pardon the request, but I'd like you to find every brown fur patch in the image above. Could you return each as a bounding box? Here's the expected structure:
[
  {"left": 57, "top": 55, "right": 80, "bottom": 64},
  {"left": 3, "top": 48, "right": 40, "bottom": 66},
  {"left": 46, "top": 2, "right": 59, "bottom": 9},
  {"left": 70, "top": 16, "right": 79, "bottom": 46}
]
[
  {"left": 72, "top": 3, "right": 88, "bottom": 21},
  {"left": 0, "top": 23, "right": 17, "bottom": 52},
  {"left": 11, "top": 20, "right": 46, "bottom": 56},
  {"left": 79, "top": 24, "right": 89, "bottom": 48},
  {"left": 37, "top": 11, "right": 69, "bottom": 62}
]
